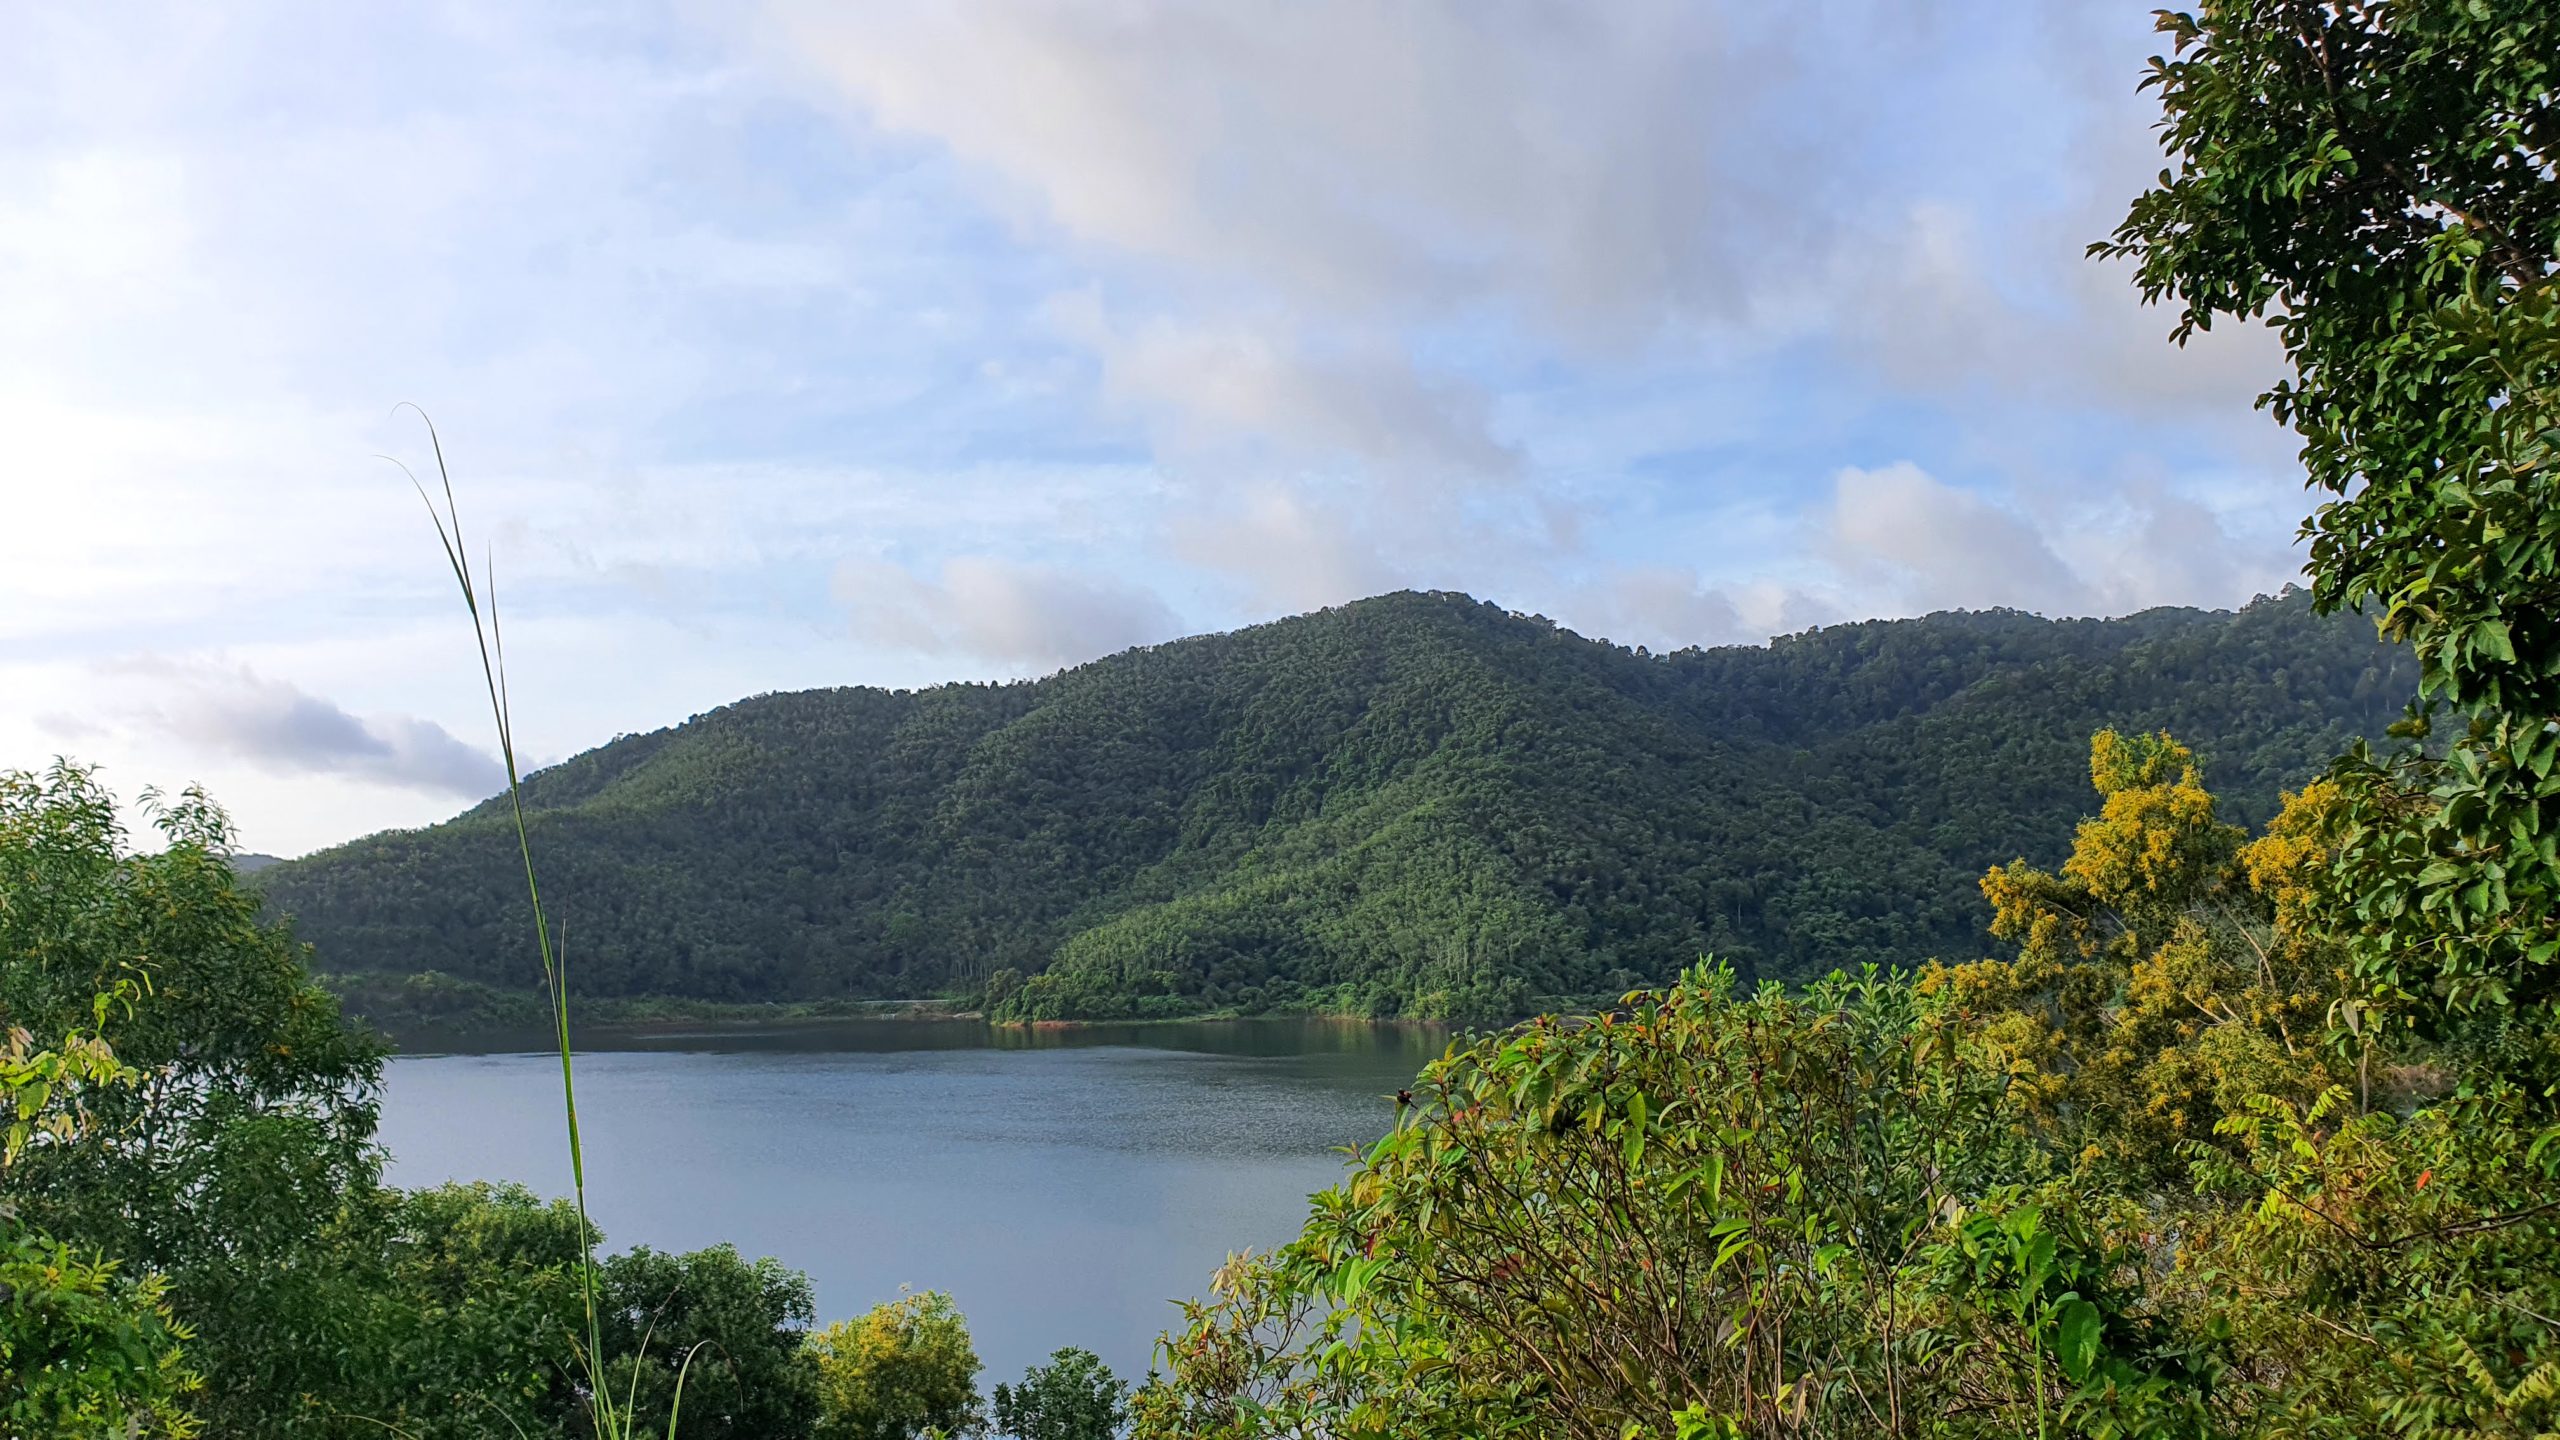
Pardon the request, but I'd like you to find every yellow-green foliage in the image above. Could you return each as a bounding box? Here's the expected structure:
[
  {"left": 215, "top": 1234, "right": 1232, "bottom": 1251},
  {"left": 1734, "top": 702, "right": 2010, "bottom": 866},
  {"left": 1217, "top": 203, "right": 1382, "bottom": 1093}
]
[
  {"left": 0, "top": 1225, "right": 200, "bottom": 1440},
  {"left": 804, "top": 1290, "right": 983, "bottom": 1440},
  {"left": 1924, "top": 732, "right": 2347, "bottom": 1181},
  {"left": 1135, "top": 950, "right": 2206, "bottom": 1440},
  {"left": 2, "top": 1018, "right": 132, "bottom": 1173},
  {"left": 1136, "top": 733, "right": 2560, "bottom": 1438}
]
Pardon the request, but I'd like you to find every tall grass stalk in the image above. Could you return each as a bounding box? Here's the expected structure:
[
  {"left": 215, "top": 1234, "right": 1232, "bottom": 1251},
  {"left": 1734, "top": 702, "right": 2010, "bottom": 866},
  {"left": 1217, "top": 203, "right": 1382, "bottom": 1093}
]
[{"left": 393, "top": 410, "right": 699, "bottom": 1438}]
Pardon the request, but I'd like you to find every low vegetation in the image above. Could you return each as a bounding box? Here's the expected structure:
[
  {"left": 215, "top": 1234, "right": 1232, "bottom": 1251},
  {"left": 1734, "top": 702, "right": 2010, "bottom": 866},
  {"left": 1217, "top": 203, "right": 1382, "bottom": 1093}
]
[
  {"left": 1136, "top": 734, "right": 2556, "bottom": 1436},
  {"left": 0, "top": 778, "right": 1119, "bottom": 1436}
]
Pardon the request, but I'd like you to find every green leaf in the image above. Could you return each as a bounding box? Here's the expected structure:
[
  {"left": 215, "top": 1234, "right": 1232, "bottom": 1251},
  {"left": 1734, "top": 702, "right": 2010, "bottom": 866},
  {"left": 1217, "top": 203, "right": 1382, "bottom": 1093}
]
[{"left": 2055, "top": 1298, "right": 2102, "bottom": 1383}]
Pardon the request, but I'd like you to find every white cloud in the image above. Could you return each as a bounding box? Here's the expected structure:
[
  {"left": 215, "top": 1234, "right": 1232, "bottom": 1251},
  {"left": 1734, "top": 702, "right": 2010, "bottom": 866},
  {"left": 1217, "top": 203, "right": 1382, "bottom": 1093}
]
[
  {"left": 770, "top": 2, "right": 1796, "bottom": 332},
  {"left": 1571, "top": 569, "right": 1847, "bottom": 652},
  {"left": 768, "top": 4, "right": 2280, "bottom": 441},
  {"left": 763, "top": 0, "right": 1829, "bottom": 474},
  {"left": 62, "top": 658, "right": 505, "bottom": 799},
  {"left": 833, "top": 556, "right": 1181, "bottom": 668},
  {"left": 1585, "top": 569, "right": 1748, "bottom": 650},
  {"left": 1844, "top": 199, "right": 2289, "bottom": 419},
  {"left": 1820, "top": 461, "right": 2303, "bottom": 620},
  {"left": 1167, "top": 486, "right": 1404, "bottom": 615},
  {"left": 2046, "top": 471, "right": 2304, "bottom": 615},
  {"left": 1826, "top": 462, "right": 2093, "bottom": 614},
  {"left": 1049, "top": 295, "right": 1518, "bottom": 480}
]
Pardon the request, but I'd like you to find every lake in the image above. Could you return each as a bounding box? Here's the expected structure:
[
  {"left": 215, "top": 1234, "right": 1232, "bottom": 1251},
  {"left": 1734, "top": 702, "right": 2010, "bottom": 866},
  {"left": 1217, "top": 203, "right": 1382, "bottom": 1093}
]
[{"left": 377, "top": 1018, "right": 1450, "bottom": 1388}]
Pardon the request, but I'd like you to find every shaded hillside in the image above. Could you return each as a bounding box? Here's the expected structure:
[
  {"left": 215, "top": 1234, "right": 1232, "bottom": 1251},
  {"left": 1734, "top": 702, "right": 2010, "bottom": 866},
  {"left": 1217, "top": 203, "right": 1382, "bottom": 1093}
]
[{"left": 259, "top": 588, "right": 2411, "bottom": 1019}]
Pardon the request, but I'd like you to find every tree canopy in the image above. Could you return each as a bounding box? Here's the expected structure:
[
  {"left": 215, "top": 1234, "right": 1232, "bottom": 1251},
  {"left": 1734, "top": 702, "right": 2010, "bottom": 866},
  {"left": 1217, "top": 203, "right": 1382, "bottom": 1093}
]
[
  {"left": 0, "top": 766, "right": 839, "bottom": 1439},
  {"left": 2098, "top": 0, "right": 2560, "bottom": 1072}
]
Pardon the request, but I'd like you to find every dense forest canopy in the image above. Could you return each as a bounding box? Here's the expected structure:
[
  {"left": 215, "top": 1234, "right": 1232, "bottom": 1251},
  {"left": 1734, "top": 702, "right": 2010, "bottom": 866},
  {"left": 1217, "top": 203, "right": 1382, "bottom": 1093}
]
[{"left": 256, "top": 588, "right": 2410, "bottom": 1021}]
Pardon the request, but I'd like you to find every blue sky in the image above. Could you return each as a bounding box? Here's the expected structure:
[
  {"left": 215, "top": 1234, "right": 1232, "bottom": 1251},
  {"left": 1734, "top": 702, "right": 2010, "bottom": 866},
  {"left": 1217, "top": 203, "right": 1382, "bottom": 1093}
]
[{"left": 0, "top": 2, "right": 2312, "bottom": 855}]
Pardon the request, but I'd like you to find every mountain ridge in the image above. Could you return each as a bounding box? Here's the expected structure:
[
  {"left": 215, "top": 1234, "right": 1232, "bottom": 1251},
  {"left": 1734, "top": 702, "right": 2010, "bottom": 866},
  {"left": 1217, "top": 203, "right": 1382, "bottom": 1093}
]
[{"left": 259, "top": 587, "right": 2412, "bottom": 1020}]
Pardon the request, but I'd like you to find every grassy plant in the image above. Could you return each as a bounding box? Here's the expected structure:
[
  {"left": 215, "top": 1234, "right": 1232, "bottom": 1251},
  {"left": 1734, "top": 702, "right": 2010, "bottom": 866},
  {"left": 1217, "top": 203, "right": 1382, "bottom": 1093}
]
[{"left": 393, "top": 409, "right": 703, "bottom": 1439}]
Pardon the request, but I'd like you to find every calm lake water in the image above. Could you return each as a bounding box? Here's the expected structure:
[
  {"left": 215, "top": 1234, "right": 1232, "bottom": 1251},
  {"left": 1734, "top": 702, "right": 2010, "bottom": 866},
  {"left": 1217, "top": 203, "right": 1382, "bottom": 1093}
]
[{"left": 377, "top": 1018, "right": 1450, "bottom": 1387}]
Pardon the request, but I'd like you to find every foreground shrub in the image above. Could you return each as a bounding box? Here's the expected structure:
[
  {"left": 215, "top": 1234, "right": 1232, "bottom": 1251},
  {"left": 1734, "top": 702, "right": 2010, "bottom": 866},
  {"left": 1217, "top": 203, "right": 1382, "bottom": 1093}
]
[
  {"left": 0, "top": 1223, "right": 199, "bottom": 1439},
  {"left": 1135, "top": 733, "right": 2560, "bottom": 1437},
  {"left": 1135, "top": 964, "right": 2197, "bottom": 1439},
  {"left": 993, "top": 1347, "right": 1127, "bottom": 1440},
  {"left": 806, "top": 1290, "right": 984, "bottom": 1440}
]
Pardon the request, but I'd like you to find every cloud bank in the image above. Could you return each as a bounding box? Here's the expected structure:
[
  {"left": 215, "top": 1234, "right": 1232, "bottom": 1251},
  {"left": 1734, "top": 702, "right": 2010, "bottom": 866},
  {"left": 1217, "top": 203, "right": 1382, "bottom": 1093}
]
[
  {"left": 66, "top": 659, "right": 506, "bottom": 800},
  {"left": 835, "top": 556, "right": 1183, "bottom": 668}
]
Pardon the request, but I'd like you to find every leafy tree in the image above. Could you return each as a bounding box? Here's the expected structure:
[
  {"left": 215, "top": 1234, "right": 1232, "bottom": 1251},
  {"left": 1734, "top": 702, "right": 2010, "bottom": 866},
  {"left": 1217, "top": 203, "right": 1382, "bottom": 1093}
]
[
  {"left": 0, "top": 979, "right": 199, "bottom": 1439},
  {"left": 1, "top": 766, "right": 860, "bottom": 1439},
  {"left": 1922, "top": 731, "right": 2351, "bottom": 1184},
  {"left": 992, "top": 1348, "right": 1126, "bottom": 1440},
  {"left": 184, "top": 1177, "right": 826, "bottom": 1440},
  {"left": 338, "top": 1182, "right": 592, "bottom": 1440},
  {"left": 0, "top": 762, "right": 386, "bottom": 1435},
  {"left": 1131, "top": 962, "right": 2214, "bottom": 1440},
  {"left": 2097, "top": 0, "right": 2560, "bottom": 1076},
  {"left": 806, "top": 1290, "right": 985, "bottom": 1440},
  {"left": 593, "top": 1243, "right": 821, "bottom": 1440},
  {"left": 2085, "top": 9, "right": 2560, "bottom": 1426}
]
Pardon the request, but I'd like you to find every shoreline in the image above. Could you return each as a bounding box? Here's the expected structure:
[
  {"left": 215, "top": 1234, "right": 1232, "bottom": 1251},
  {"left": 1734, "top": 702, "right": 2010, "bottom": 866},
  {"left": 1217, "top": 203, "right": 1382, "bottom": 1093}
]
[
  {"left": 330, "top": 972, "right": 1573, "bottom": 1052},
  {"left": 358, "top": 995, "right": 1501, "bottom": 1054},
  {"left": 339, "top": 987, "right": 984, "bottom": 1052}
]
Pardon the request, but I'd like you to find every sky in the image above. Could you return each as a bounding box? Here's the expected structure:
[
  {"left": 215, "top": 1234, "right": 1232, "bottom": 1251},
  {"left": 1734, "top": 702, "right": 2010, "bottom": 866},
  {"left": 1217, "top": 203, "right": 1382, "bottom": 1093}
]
[{"left": 0, "top": 2, "right": 2314, "bottom": 858}]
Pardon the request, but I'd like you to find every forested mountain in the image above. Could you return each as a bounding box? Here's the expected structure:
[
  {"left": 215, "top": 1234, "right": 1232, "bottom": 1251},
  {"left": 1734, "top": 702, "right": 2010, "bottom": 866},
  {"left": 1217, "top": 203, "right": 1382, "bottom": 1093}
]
[{"left": 259, "top": 588, "right": 2411, "bottom": 1019}]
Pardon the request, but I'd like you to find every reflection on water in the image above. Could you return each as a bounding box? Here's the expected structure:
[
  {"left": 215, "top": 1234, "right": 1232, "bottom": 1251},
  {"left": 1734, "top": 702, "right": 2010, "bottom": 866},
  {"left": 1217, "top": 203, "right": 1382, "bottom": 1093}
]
[{"left": 377, "top": 1019, "right": 1454, "bottom": 1385}]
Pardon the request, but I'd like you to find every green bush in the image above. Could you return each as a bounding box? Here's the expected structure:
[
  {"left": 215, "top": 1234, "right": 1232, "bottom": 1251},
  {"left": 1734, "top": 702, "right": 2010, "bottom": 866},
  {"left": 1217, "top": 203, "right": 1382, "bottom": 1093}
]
[
  {"left": 805, "top": 1291, "right": 983, "bottom": 1440},
  {"left": 0, "top": 1222, "right": 199, "bottom": 1440},
  {"left": 993, "top": 1348, "right": 1126, "bottom": 1440}
]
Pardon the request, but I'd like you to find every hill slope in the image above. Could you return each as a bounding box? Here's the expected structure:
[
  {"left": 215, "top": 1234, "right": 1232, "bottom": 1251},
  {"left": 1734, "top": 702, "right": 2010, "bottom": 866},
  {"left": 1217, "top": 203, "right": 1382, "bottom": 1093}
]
[{"left": 260, "top": 588, "right": 2412, "bottom": 1019}]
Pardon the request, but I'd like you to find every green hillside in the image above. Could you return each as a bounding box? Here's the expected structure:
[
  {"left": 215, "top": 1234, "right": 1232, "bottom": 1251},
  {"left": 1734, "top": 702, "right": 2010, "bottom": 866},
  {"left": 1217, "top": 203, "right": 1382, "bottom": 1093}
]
[{"left": 259, "top": 588, "right": 2411, "bottom": 1020}]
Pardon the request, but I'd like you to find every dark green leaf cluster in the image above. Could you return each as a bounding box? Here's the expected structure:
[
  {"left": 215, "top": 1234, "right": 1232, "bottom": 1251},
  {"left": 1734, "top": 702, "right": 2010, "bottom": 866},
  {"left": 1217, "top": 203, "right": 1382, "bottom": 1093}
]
[{"left": 992, "top": 1347, "right": 1128, "bottom": 1440}]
